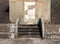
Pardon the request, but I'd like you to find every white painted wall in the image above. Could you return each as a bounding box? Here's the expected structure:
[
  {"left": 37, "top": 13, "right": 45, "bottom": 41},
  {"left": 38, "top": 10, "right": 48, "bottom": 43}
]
[{"left": 24, "top": 2, "right": 35, "bottom": 24}]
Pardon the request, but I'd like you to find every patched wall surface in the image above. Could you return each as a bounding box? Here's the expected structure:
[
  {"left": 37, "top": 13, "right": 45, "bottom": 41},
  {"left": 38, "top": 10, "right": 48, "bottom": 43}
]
[{"left": 9, "top": 0, "right": 51, "bottom": 24}]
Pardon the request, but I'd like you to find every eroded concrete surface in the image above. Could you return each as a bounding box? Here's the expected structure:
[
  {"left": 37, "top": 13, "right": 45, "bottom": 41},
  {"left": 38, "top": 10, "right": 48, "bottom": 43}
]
[{"left": 0, "top": 38, "right": 57, "bottom": 44}]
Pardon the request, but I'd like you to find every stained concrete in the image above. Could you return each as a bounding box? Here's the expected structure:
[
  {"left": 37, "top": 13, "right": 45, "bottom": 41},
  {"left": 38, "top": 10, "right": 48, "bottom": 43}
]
[
  {"left": 0, "top": 0, "right": 9, "bottom": 12},
  {"left": 0, "top": 38, "right": 55, "bottom": 44},
  {"left": 9, "top": 0, "right": 50, "bottom": 24}
]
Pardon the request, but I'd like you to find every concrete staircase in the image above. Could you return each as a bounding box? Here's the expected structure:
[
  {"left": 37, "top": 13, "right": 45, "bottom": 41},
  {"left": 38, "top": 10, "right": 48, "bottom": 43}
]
[{"left": 18, "top": 24, "right": 40, "bottom": 38}]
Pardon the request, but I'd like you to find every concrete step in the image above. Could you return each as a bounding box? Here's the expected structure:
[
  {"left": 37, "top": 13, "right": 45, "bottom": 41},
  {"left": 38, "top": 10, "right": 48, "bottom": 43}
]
[
  {"left": 18, "top": 28, "right": 39, "bottom": 32},
  {"left": 18, "top": 35, "right": 40, "bottom": 38},
  {"left": 18, "top": 32, "right": 40, "bottom": 35},
  {"left": 18, "top": 24, "right": 40, "bottom": 38}
]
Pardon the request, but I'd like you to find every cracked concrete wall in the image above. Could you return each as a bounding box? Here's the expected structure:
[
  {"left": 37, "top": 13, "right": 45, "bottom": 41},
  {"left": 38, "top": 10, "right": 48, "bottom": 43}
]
[{"left": 9, "top": 0, "right": 51, "bottom": 24}]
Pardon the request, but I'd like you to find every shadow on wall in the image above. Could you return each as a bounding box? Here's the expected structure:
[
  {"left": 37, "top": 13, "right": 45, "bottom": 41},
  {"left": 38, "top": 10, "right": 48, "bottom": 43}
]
[{"left": 5, "top": 7, "right": 9, "bottom": 13}]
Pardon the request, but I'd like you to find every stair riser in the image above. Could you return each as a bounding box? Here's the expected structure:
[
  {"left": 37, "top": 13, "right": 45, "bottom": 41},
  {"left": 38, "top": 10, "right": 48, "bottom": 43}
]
[
  {"left": 18, "top": 29, "right": 39, "bottom": 32},
  {"left": 18, "top": 32, "right": 40, "bottom": 35}
]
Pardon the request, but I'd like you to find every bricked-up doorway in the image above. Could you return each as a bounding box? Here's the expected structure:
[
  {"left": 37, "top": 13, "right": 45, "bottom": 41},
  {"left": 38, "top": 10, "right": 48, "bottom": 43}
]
[{"left": 24, "top": 2, "right": 36, "bottom": 24}]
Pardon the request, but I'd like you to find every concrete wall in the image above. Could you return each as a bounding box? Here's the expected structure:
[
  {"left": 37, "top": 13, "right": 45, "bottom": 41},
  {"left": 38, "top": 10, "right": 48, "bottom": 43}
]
[
  {"left": 35, "top": 0, "right": 51, "bottom": 24},
  {"left": 0, "top": 0, "right": 9, "bottom": 12},
  {"left": 44, "top": 24, "right": 60, "bottom": 40},
  {"left": 9, "top": 0, "right": 24, "bottom": 23},
  {"left": 9, "top": 0, "right": 51, "bottom": 24},
  {"left": 51, "top": 0, "right": 60, "bottom": 24}
]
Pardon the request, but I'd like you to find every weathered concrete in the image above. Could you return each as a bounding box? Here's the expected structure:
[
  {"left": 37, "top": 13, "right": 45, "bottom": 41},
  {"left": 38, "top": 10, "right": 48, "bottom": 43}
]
[
  {"left": 0, "top": 38, "right": 54, "bottom": 44},
  {"left": 9, "top": 0, "right": 24, "bottom": 23},
  {"left": 0, "top": 0, "right": 9, "bottom": 12},
  {"left": 44, "top": 24, "right": 60, "bottom": 41},
  {"left": 9, "top": 0, "right": 51, "bottom": 24},
  {"left": 51, "top": 0, "right": 60, "bottom": 24}
]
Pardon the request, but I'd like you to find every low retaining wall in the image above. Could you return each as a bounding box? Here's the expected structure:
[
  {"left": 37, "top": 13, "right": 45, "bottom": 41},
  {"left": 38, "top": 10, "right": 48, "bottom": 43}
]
[
  {"left": 44, "top": 24, "right": 60, "bottom": 41},
  {"left": 0, "top": 24, "right": 16, "bottom": 39}
]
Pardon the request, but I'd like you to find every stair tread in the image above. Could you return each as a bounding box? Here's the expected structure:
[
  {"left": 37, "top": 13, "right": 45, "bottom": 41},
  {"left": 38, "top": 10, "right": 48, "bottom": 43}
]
[
  {"left": 18, "top": 25, "right": 40, "bottom": 38},
  {"left": 18, "top": 32, "right": 40, "bottom": 35},
  {"left": 18, "top": 35, "right": 40, "bottom": 38},
  {"left": 18, "top": 29, "right": 39, "bottom": 31},
  {"left": 18, "top": 26, "right": 38, "bottom": 28}
]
